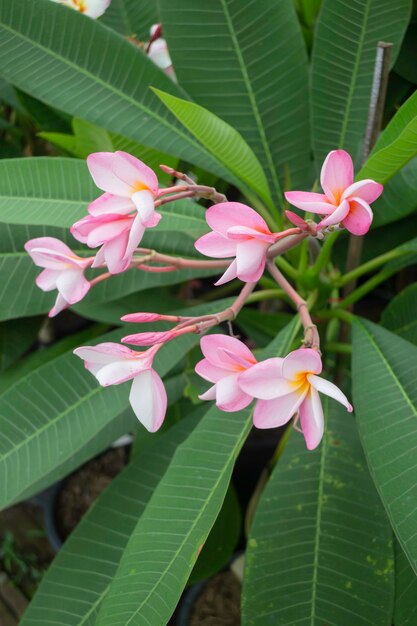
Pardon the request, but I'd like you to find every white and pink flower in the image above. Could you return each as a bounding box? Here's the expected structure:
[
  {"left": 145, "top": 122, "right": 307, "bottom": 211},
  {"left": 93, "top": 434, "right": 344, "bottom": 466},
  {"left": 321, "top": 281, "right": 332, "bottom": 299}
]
[
  {"left": 74, "top": 343, "right": 167, "bottom": 432},
  {"left": 285, "top": 149, "right": 383, "bottom": 235},
  {"left": 196, "top": 335, "right": 257, "bottom": 412},
  {"left": 50, "top": 0, "right": 111, "bottom": 18},
  {"left": 148, "top": 24, "right": 176, "bottom": 81},
  {"left": 71, "top": 152, "right": 161, "bottom": 274},
  {"left": 240, "top": 348, "right": 352, "bottom": 450},
  {"left": 195, "top": 203, "right": 278, "bottom": 285},
  {"left": 25, "top": 237, "right": 91, "bottom": 317}
]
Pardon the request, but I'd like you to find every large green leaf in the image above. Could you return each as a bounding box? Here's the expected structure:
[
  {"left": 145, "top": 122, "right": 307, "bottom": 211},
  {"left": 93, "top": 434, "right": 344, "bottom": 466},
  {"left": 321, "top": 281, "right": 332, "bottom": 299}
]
[
  {"left": 94, "top": 320, "right": 299, "bottom": 626},
  {"left": 0, "top": 0, "right": 235, "bottom": 183},
  {"left": 352, "top": 319, "right": 417, "bottom": 574},
  {"left": 381, "top": 282, "right": 417, "bottom": 345},
  {"left": 100, "top": 0, "right": 158, "bottom": 38},
  {"left": 159, "top": 0, "right": 311, "bottom": 199},
  {"left": 242, "top": 403, "right": 394, "bottom": 626},
  {"left": 394, "top": 540, "right": 417, "bottom": 625},
  {"left": 19, "top": 414, "right": 201, "bottom": 626},
  {"left": 0, "top": 328, "right": 200, "bottom": 510},
  {"left": 0, "top": 317, "right": 41, "bottom": 370},
  {"left": 358, "top": 91, "right": 417, "bottom": 183},
  {"left": 153, "top": 89, "right": 273, "bottom": 210},
  {"left": 372, "top": 156, "right": 417, "bottom": 227},
  {"left": 311, "top": 0, "right": 411, "bottom": 167},
  {"left": 0, "top": 157, "right": 207, "bottom": 234}
]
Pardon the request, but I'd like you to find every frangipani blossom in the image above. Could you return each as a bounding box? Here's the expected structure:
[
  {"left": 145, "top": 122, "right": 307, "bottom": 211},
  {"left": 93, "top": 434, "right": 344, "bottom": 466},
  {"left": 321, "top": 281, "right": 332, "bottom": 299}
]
[
  {"left": 285, "top": 150, "right": 383, "bottom": 235},
  {"left": 196, "top": 335, "right": 257, "bottom": 412},
  {"left": 195, "top": 203, "right": 278, "bottom": 285},
  {"left": 50, "top": 0, "right": 111, "bottom": 18},
  {"left": 74, "top": 343, "right": 167, "bottom": 432},
  {"left": 148, "top": 24, "right": 176, "bottom": 81},
  {"left": 240, "top": 348, "right": 352, "bottom": 450},
  {"left": 25, "top": 237, "right": 91, "bottom": 317},
  {"left": 71, "top": 152, "right": 161, "bottom": 273}
]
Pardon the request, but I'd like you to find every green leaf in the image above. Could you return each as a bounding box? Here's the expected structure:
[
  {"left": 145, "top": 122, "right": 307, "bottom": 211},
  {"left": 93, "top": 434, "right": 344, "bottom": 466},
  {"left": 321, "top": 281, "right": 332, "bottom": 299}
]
[
  {"left": 358, "top": 91, "right": 417, "bottom": 183},
  {"left": 242, "top": 403, "right": 394, "bottom": 626},
  {"left": 0, "top": 328, "right": 201, "bottom": 509},
  {"left": 0, "top": 317, "right": 41, "bottom": 370},
  {"left": 394, "top": 540, "right": 417, "bottom": 625},
  {"left": 160, "top": 0, "right": 311, "bottom": 199},
  {"left": 19, "top": 414, "right": 201, "bottom": 626},
  {"left": 235, "top": 309, "right": 293, "bottom": 348},
  {"left": 381, "top": 282, "right": 417, "bottom": 345},
  {"left": 94, "top": 320, "right": 299, "bottom": 626},
  {"left": 100, "top": 0, "right": 158, "bottom": 39},
  {"left": 0, "top": 0, "right": 237, "bottom": 183},
  {"left": 352, "top": 319, "right": 417, "bottom": 574},
  {"left": 372, "top": 157, "right": 417, "bottom": 227},
  {"left": 188, "top": 482, "right": 241, "bottom": 585},
  {"left": 311, "top": 0, "right": 411, "bottom": 167},
  {"left": 152, "top": 88, "right": 273, "bottom": 209}
]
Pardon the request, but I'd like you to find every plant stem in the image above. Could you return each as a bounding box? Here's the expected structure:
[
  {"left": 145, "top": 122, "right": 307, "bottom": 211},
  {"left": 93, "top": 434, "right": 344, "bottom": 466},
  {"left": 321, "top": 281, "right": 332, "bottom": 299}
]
[
  {"left": 312, "top": 231, "right": 340, "bottom": 275},
  {"left": 336, "top": 249, "right": 406, "bottom": 286},
  {"left": 325, "top": 342, "right": 352, "bottom": 355},
  {"left": 338, "top": 268, "right": 394, "bottom": 309},
  {"left": 267, "top": 261, "right": 319, "bottom": 349},
  {"left": 246, "top": 289, "right": 285, "bottom": 304}
]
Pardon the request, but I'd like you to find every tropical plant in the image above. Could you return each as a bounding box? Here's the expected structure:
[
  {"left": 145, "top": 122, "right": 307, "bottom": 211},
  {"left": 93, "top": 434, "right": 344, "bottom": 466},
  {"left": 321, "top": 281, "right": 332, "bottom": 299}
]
[{"left": 0, "top": 0, "right": 417, "bottom": 624}]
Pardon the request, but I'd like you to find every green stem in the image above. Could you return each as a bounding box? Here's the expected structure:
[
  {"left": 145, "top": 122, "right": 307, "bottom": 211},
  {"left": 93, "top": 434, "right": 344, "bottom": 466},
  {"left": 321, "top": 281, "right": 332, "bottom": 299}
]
[
  {"left": 312, "top": 232, "right": 340, "bottom": 275},
  {"left": 298, "top": 238, "right": 309, "bottom": 274},
  {"left": 317, "top": 308, "right": 355, "bottom": 324},
  {"left": 246, "top": 289, "right": 285, "bottom": 304},
  {"left": 275, "top": 256, "right": 299, "bottom": 280},
  {"left": 325, "top": 342, "right": 352, "bottom": 355},
  {"left": 336, "top": 249, "right": 407, "bottom": 287},
  {"left": 339, "top": 269, "right": 394, "bottom": 309}
]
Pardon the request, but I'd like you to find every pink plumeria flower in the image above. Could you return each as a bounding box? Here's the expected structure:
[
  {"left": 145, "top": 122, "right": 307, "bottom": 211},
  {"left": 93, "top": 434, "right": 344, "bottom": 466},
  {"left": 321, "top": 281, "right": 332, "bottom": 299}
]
[
  {"left": 50, "top": 0, "right": 111, "bottom": 18},
  {"left": 240, "top": 348, "right": 352, "bottom": 450},
  {"left": 25, "top": 237, "right": 91, "bottom": 317},
  {"left": 195, "top": 203, "right": 278, "bottom": 285},
  {"left": 71, "top": 151, "right": 161, "bottom": 273},
  {"left": 285, "top": 149, "right": 383, "bottom": 235},
  {"left": 196, "top": 335, "right": 257, "bottom": 412},
  {"left": 74, "top": 343, "right": 167, "bottom": 432},
  {"left": 148, "top": 24, "right": 176, "bottom": 81}
]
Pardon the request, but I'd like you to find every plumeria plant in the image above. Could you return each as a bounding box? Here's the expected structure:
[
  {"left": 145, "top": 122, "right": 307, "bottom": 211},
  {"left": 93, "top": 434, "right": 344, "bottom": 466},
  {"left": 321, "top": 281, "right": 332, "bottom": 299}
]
[{"left": 0, "top": 0, "right": 416, "bottom": 625}]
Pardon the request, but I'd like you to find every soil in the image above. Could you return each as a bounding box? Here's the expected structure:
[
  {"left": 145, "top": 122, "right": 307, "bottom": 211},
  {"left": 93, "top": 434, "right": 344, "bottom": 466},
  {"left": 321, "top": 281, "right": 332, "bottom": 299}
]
[
  {"left": 189, "top": 572, "right": 241, "bottom": 626},
  {"left": 56, "top": 447, "right": 129, "bottom": 540}
]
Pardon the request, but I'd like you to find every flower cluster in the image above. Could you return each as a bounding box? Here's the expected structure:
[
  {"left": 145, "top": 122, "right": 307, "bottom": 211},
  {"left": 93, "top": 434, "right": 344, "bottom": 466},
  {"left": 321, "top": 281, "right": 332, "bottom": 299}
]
[{"left": 26, "top": 148, "right": 381, "bottom": 449}]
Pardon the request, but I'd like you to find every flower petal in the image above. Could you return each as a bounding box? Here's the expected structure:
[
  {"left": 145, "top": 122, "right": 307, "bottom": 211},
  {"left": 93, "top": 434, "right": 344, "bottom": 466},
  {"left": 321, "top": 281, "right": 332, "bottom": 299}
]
[
  {"left": 215, "top": 259, "right": 238, "bottom": 286},
  {"left": 215, "top": 374, "right": 253, "bottom": 412},
  {"left": 83, "top": 0, "right": 111, "bottom": 18},
  {"left": 101, "top": 232, "right": 130, "bottom": 274},
  {"left": 342, "top": 179, "right": 383, "bottom": 204},
  {"left": 49, "top": 292, "right": 69, "bottom": 318},
  {"left": 205, "top": 203, "right": 270, "bottom": 237},
  {"left": 308, "top": 374, "right": 353, "bottom": 412},
  {"left": 199, "top": 384, "right": 217, "bottom": 401},
  {"left": 236, "top": 239, "right": 268, "bottom": 282},
  {"left": 299, "top": 387, "right": 324, "bottom": 450},
  {"left": 35, "top": 269, "right": 61, "bottom": 292},
  {"left": 284, "top": 191, "right": 334, "bottom": 215},
  {"left": 129, "top": 369, "right": 167, "bottom": 432},
  {"left": 342, "top": 198, "right": 373, "bottom": 235},
  {"left": 123, "top": 212, "right": 146, "bottom": 265},
  {"left": 227, "top": 225, "right": 276, "bottom": 243},
  {"left": 195, "top": 358, "right": 229, "bottom": 383},
  {"left": 113, "top": 152, "right": 158, "bottom": 196},
  {"left": 95, "top": 358, "right": 147, "bottom": 386},
  {"left": 131, "top": 190, "right": 156, "bottom": 225},
  {"left": 320, "top": 150, "right": 354, "bottom": 203},
  {"left": 56, "top": 268, "right": 90, "bottom": 304},
  {"left": 239, "top": 358, "right": 294, "bottom": 400},
  {"left": 254, "top": 389, "right": 307, "bottom": 429},
  {"left": 282, "top": 348, "right": 322, "bottom": 380},
  {"left": 200, "top": 334, "right": 255, "bottom": 369},
  {"left": 88, "top": 193, "right": 135, "bottom": 216},
  {"left": 317, "top": 199, "right": 350, "bottom": 229},
  {"left": 87, "top": 152, "right": 133, "bottom": 197},
  {"left": 194, "top": 231, "right": 237, "bottom": 259}
]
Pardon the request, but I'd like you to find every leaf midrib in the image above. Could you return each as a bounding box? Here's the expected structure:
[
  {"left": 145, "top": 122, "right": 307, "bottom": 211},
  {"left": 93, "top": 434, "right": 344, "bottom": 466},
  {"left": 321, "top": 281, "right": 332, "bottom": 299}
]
[
  {"left": 219, "top": 0, "right": 282, "bottom": 204},
  {"left": 338, "top": 0, "right": 372, "bottom": 148},
  {"left": 119, "top": 416, "right": 252, "bottom": 626},
  {"left": 0, "top": 22, "right": 226, "bottom": 178}
]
